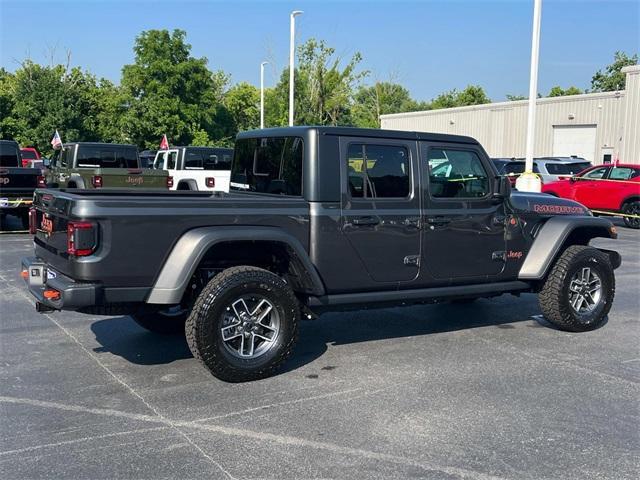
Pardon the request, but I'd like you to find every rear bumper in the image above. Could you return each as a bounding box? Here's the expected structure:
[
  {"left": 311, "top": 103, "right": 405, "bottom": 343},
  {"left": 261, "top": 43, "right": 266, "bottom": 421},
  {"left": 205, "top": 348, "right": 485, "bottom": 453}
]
[{"left": 21, "top": 257, "right": 98, "bottom": 310}]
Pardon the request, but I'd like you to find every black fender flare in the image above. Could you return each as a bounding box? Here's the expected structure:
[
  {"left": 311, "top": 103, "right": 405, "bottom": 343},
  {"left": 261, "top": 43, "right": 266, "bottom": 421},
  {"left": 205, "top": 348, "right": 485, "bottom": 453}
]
[
  {"left": 146, "top": 226, "right": 325, "bottom": 304},
  {"left": 176, "top": 179, "right": 198, "bottom": 190},
  {"left": 518, "top": 216, "right": 618, "bottom": 280}
]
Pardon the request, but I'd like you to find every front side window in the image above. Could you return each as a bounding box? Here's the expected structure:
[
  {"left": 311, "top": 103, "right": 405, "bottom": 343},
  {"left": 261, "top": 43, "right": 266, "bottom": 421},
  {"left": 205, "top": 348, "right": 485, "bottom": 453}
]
[
  {"left": 231, "top": 137, "right": 303, "bottom": 196},
  {"left": 347, "top": 144, "right": 410, "bottom": 199},
  {"left": 581, "top": 167, "right": 609, "bottom": 179},
  {"left": 427, "top": 149, "right": 490, "bottom": 198}
]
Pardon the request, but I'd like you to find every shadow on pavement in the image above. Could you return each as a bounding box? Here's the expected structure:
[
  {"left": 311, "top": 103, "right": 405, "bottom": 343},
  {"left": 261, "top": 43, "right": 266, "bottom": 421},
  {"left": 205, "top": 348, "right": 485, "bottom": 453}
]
[{"left": 89, "top": 297, "right": 544, "bottom": 374}]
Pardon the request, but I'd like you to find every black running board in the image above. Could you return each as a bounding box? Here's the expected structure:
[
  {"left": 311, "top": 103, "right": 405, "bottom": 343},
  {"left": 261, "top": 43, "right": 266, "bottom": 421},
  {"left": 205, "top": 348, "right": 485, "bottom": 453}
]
[{"left": 307, "top": 281, "right": 531, "bottom": 311}]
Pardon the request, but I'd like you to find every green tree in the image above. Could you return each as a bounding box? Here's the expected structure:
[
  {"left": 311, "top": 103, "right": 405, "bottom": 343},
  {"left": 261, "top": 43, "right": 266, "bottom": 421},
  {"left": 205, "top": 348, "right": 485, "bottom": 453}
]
[
  {"left": 591, "top": 51, "right": 638, "bottom": 92},
  {"left": 120, "top": 29, "right": 228, "bottom": 149},
  {"left": 429, "top": 85, "right": 491, "bottom": 110},
  {"left": 548, "top": 85, "right": 583, "bottom": 97},
  {"left": 351, "top": 82, "right": 422, "bottom": 128},
  {"left": 0, "top": 61, "right": 105, "bottom": 155},
  {"left": 506, "top": 94, "right": 527, "bottom": 101},
  {"left": 223, "top": 82, "right": 260, "bottom": 133},
  {"left": 266, "top": 39, "right": 367, "bottom": 127}
]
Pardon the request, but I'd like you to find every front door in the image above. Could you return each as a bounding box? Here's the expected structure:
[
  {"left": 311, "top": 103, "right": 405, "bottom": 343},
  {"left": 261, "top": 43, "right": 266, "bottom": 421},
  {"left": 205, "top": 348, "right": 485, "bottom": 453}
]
[
  {"left": 573, "top": 166, "right": 610, "bottom": 208},
  {"left": 340, "top": 137, "right": 421, "bottom": 283},
  {"left": 420, "top": 143, "right": 506, "bottom": 281}
]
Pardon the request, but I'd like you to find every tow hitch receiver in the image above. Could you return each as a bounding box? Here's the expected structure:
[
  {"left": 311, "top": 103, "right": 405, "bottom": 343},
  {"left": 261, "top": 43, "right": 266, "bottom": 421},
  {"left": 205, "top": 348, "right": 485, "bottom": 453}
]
[{"left": 35, "top": 302, "right": 56, "bottom": 313}]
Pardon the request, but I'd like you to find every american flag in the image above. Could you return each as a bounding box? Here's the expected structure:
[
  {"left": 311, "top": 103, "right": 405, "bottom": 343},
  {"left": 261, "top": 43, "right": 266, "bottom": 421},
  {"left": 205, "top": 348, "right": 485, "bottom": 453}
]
[{"left": 51, "top": 130, "right": 63, "bottom": 150}]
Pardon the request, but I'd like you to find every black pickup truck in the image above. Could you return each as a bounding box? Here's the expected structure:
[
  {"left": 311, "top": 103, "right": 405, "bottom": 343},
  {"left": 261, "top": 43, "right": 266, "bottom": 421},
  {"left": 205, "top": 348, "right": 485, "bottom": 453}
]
[
  {"left": 22, "top": 127, "right": 621, "bottom": 382},
  {"left": 1, "top": 140, "right": 44, "bottom": 229}
]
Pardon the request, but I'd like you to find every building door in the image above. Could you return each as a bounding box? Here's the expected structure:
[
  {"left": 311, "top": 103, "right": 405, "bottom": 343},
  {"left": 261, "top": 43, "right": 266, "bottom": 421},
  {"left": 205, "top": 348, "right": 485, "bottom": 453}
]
[
  {"left": 600, "top": 147, "right": 614, "bottom": 165},
  {"left": 552, "top": 125, "right": 597, "bottom": 163}
]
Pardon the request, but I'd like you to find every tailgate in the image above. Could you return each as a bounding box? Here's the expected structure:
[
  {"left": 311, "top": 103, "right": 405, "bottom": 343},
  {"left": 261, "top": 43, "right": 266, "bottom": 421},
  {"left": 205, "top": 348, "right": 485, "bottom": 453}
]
[
  {"left": 32, "top": 191, "right": 75, "bottom": 275},
  {"left": 99, "top": 168, "right": 168, "bottom": 189},
  {"left": 0, "top": 168, "right": 39, "bottom": 193}
]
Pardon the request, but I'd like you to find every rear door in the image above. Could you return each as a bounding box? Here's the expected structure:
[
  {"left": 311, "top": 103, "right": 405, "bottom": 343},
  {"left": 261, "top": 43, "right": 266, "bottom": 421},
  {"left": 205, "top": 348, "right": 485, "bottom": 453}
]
[
  {"left": 340, "top": 137, "right": 421, "bottom": 283},
  {"left": 420, "top": 142, "right": 506, "bottom": 281}
]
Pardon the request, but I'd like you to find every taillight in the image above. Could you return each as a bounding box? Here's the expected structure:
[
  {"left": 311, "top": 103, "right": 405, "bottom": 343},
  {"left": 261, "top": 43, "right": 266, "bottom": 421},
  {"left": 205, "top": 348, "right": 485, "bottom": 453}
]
[
  {"left": 37, "top": 175, "right": 46, "bottom": 188},
  {"left": 91, "top": 175, "right": 103, "bottom": 188},
  {"left": 205, "top": 177, "right": 215, "bottom": 188},
  {"left": 167, "top": 176, "right": 174, "bottom": 188},
  {"left": 28, "top": 207, "right": 37, "bottom": 234},
  {"left": 67, "top": 221, "right": 96, "bottom": 256}
]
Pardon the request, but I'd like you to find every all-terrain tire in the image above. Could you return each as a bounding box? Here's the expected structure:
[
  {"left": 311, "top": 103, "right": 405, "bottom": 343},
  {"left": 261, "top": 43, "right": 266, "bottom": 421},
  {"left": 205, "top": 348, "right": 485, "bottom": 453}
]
[
  {"left": 185, "top": 266, "right": 299, "bottom": 382},
  {"left": 622, "top": 201, "right": 640, "bottom": 229},
  {"left": 538, "top": 245, "right": 615, "bottom": 332},
  {"left": 130, "top": 308, "right": 188, "bottom": 335}
]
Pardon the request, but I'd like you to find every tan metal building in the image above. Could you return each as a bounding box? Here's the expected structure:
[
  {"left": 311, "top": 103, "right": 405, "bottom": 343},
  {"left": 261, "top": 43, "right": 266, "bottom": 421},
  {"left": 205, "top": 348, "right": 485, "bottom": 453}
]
[{"left": 380, "top": 65, "right": 640, "bottom": 165}]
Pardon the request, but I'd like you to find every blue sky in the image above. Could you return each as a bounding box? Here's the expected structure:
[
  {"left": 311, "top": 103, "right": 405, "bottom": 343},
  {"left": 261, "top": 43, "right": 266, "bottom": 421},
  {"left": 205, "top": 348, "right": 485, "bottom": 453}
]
[{"left": 1, "top": 0, "right": 638, "bottom": 101}]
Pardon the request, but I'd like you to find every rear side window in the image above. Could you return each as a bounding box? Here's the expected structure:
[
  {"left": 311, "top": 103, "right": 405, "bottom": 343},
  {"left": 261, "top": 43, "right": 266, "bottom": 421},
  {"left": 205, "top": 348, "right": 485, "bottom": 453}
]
[
  {"left": 503, "top": 162, "right": 540, "bottom": 175},
  {"left": 347, "top": 144, "right": 410, "bottom": 198},
  {"left": 609, "top": 167, "right": 640, "bottom": 180},
  {"left": 545, "top": 162, "right": 591, "bottom": 175},
  {"left": 231, "top": 137, "right": 303, "bottom": 196},
  {"left": 77, "top": 146, "right": 138, "bottom": 168},
  {"left": 427, "top": 149, "right": 490, "bottom": 198},
  {"left": 0, "top": 143, "right": 20, "bottom": 167},
  {"left": 185, "top": 149, "right": 232, "bottom": 170}
]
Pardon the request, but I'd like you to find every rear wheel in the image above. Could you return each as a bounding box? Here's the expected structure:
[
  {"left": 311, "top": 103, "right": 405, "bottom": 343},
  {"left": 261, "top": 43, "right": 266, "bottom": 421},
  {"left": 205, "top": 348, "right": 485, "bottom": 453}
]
[
  {"left": 622, "top": 201, "right": 640, "bottom": 229},
  {"left": 538, "top": 245, "right": 614, "bottom": 332},
  {"left": 186, "top": 266, "right": 299, "bottom": 382}
]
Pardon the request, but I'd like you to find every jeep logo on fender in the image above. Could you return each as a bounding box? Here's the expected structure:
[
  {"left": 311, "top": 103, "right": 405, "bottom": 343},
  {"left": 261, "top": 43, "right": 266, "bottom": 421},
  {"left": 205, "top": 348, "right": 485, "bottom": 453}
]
[
  {"left": 0, "top": 177, "right": 9, "bottom": 185},
  {"left": 125, "top": 176, "right": 144, "bottom": 185}
]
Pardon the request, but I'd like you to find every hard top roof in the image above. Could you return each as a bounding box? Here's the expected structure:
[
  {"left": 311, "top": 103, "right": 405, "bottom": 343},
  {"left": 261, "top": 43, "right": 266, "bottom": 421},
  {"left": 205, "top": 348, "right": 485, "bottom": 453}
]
[
  {"left": 65, "top": 142, "right": 137, "bottom": 148},
  {"left": 237, "top": 126, "right": 479, "bottom": 145}
]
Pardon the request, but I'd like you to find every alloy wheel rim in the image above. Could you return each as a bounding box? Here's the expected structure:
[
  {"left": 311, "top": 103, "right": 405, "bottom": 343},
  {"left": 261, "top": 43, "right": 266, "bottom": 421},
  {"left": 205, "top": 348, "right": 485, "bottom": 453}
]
[
  {"left": 628, "top": 204, "right": 639, "bottom": 228},
  {"left": 220, "top": 295, "right": 280, "bottom": 359},
  {"left": 568, "top": 267, "right": 602, "bottom": 315}
]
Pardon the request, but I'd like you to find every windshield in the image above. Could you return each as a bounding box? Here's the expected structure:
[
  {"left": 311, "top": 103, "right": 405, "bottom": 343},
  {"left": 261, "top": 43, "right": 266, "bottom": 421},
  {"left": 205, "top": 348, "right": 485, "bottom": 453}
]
[
  {"left": 0, "top": 143, "right": 20, "bottom": 167},
  {"left": 76, "top": 146, "right": 139, "bottom": 168},
  {"left": 545, "top": 162, "right": 591, "bottom": 175},
  {"left": 231, "top": 137, "right": 303, "bottom": 196}
]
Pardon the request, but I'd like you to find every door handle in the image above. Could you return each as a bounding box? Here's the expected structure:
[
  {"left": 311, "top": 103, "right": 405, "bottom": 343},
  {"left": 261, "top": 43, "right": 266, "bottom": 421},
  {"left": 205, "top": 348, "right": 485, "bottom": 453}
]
[
  {"left": 427, "top": 217, "right": 451, "bottom": 225},
  {"left": 351, "top": 216, "right": 380, "bottom": 226},
  {"left": 403, "top": 217, "right": 421, "bottom": 228}
]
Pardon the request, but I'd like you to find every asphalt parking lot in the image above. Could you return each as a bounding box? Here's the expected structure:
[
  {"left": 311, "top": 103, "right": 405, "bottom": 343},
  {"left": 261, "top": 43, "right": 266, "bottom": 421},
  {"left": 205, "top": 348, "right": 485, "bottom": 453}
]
[{"left": 1, "top": 218, "right": 638, "bottom": 480}]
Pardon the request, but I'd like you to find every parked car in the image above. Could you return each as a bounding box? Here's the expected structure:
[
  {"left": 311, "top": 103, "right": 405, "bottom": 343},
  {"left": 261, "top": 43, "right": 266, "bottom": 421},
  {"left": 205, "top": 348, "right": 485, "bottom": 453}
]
[
  {"left": 44, "top": 142, "right": 170, "bottom": 189},
  {"left": 542, "top": 163, "right": 640, "bottom": 228},
  {"left": 22, "top": 127, "right": 621, "bottom": 382},
  {"left": 0, "top": 140, "right": 45, "bottom": 228},
  {"left": 492, "top": 157, "right": 592, "bottom": 187},
  {"left": 153, "top": 146, "right": 232, "bottom": 191},
  {"left": 20, "top": 147, "right": 41, "bottom": 168}
]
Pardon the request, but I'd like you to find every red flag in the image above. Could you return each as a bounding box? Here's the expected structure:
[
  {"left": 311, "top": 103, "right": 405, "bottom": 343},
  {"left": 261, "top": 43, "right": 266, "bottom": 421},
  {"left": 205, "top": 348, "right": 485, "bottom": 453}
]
[{"left": 159, "top": 134, "right": 169, "bottom": 150}]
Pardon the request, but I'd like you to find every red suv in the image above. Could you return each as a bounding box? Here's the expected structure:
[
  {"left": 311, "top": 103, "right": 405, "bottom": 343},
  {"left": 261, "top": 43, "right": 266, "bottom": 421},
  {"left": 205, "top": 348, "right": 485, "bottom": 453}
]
[{"left": 542, "top": 163, "right": 640, "bottom": 229}]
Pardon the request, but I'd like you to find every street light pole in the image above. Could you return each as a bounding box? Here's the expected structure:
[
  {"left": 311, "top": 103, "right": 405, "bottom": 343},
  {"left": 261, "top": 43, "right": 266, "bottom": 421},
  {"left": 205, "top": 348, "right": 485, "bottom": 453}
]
[
  {"left": 260, "top": 61, "right": 269, "bottom": 129},
  {"left": 289, "top": 10, "right": 303, "bottom": 127},
  {"left": 516, "top": 0, "right": 543, "bottom": 193}
]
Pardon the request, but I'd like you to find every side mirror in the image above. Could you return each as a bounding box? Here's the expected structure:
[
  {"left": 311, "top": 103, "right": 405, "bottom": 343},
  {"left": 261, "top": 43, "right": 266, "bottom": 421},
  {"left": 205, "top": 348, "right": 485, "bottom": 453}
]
[
  {"left": 569, "top": 176, "right": 576, "bottom": 183},
  {"left": 492, "top": 176, "right": 511, "bottom": 202}
]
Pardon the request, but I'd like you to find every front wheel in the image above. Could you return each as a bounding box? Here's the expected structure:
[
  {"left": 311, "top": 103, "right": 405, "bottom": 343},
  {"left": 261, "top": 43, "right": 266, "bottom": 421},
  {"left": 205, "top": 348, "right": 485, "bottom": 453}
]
[
  {"left": 622, "top": 201, "right": 640, "bottom": 229},
  {"left": 538, "top": 245, "right": 615, "bottom": 332},
  {"left": 185, "top": 266, "right": 299, "bottom": 382}
]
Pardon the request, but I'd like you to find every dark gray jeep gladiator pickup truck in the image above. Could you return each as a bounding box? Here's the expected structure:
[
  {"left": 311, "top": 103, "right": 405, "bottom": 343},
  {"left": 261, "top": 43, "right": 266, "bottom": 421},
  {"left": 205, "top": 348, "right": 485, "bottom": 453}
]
[{"left": 22, "top": 127, "right": 621, "bottom": 382}]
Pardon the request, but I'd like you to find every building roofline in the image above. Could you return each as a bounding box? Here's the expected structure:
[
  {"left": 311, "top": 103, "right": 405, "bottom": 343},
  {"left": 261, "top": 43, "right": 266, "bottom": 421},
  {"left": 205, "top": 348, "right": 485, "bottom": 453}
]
[{"left": 380, "top": 90, "right": 626, "bottom": 120}]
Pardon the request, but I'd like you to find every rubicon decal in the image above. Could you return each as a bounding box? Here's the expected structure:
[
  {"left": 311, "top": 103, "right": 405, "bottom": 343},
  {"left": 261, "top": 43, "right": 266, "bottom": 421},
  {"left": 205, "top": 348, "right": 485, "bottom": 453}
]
[{"left": 533, "top": 204, "right": 585, "bottom": 215}]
